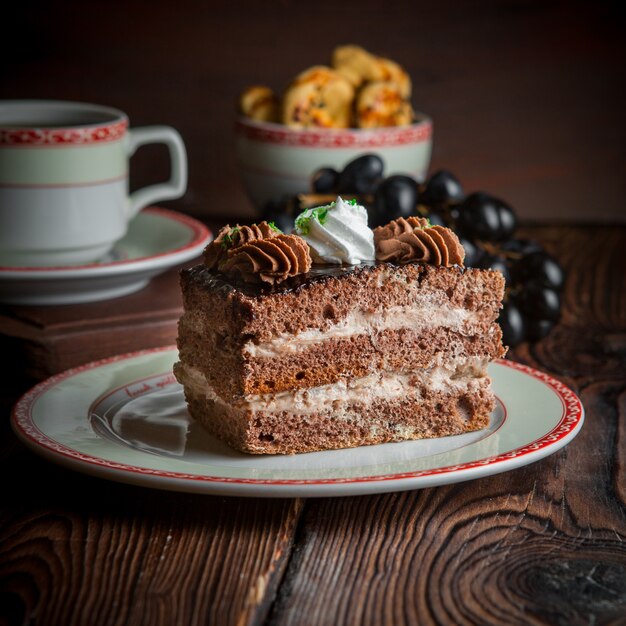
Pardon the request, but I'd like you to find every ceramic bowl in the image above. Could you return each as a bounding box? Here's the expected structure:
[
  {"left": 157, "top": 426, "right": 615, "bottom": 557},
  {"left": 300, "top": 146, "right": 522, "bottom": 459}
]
[{"left": 234, "top": 113, "right": 433, "bottom": 208}]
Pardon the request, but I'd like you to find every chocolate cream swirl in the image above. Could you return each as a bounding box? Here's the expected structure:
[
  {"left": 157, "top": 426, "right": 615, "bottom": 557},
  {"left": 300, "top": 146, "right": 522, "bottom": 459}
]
[
  {"left": 374, "top": 216, "right": 465, "bottom": 266},
  {"left": 204, "top": 221, "right": 312, "bottom": 284}
]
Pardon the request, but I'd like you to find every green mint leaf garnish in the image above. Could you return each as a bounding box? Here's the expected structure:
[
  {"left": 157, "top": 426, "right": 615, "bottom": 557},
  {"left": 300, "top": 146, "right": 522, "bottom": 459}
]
[
  {"left": 294, "top": 210, "right": 311, "bottom": 235},
  {"left": 347, "top": 198, "right": 358, "bottom": 206},
  {"left": 317, "top": 207, "right": 329, "bottom": 224},
  {"left": 268, "top": 221, "right": 282, "bottom": 233},
  {"left": 295, "top": 205, "right": 331, "bottom": 235}
]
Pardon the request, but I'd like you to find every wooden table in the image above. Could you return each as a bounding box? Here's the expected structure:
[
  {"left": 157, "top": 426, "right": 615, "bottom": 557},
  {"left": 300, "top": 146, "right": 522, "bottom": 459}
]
[{"left": 1, "top": 223, "right": 625, "bottom": 626}]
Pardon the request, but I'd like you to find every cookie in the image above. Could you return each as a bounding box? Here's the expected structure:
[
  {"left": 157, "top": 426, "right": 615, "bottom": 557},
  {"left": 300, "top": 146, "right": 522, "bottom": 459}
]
[
  {"left": 356, "top": 81, "right": 414, "bottom": 128},
  {"left": 239, "top": 85, "right": 280, "bottom": 123},
  {"left": 282, "top": 66, "right": 354, "bottom": 128},
  {"left": 331, "top": 44, "right": 385, "bottom": 87},
  {"left": 375, "top": 57, "right": 412, "bottom": 99}
]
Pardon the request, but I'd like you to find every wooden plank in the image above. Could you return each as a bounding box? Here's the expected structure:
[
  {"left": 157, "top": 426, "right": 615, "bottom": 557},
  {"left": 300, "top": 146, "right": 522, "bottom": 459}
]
[
  {"left": 0, "top": 264, "right": 188, "bottom": 380},
  {"left": 266, "top": 225, "right": 626, "bottom": 626},
  {"left": 0, "top": 448, "right": 303, "bottom": 626}
]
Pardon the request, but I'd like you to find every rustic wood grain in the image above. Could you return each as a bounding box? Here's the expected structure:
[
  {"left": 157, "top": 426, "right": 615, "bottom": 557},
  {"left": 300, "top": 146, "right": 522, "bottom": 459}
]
[{"left": 0, "top": 452, "right": 303, "bottom": 626}]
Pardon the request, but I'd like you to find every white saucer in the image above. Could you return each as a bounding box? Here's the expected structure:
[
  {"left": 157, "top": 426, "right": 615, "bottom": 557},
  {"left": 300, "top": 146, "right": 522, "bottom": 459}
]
[
  {"left": 0, "top": 207, "right": 212, "bottom": 305},
  {"left": 12, "top": 347, "right": 585, "bottom": 497}
]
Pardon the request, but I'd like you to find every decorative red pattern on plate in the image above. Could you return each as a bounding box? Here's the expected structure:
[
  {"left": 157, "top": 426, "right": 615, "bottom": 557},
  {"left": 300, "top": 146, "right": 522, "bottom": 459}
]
[
  {"left": 235, "top": 119, "right": 432, "bottom": 148},
  {"left": 0, "top": 120, "right": 128, "bottom": 146},
  {"left": 12, "top": 349, "right": 584, "bottom": 488}
]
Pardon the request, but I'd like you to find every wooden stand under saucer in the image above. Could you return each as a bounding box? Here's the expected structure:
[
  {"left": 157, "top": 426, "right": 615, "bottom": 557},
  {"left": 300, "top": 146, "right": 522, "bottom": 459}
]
[{"left": 0, "top": 263, "right": 190, "bottom": 389}]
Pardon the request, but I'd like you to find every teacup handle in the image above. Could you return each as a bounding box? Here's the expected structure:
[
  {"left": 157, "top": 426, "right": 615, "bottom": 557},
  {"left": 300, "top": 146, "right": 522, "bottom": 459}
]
[{"left": 126, "top": 126, "right": 188, "bottom": 218}]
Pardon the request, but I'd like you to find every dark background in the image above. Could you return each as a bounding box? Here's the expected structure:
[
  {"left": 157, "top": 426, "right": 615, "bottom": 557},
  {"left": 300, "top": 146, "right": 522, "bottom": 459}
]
[{"left": 2, "top": 0, "right": 625, "bottom": 223}]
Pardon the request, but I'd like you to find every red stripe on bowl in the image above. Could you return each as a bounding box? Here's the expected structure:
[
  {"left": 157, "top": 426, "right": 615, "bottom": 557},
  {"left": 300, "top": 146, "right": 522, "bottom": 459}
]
[{"left": 235, "top": 118, "right": 433, "bottom": 148}]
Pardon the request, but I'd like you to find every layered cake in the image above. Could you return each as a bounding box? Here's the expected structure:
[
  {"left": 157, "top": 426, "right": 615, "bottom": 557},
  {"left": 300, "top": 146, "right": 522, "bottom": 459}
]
[{"left": 174, "top": 198, "right": 506, "bottom": 454}]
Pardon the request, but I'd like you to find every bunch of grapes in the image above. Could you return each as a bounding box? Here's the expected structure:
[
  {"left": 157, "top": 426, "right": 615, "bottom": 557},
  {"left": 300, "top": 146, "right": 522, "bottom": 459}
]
[{"left": 260, "top": 154, "right": 565, "bottom": 348}]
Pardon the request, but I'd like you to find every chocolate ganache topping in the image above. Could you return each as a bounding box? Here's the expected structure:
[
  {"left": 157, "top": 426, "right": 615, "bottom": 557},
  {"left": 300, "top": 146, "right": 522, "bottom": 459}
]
[
  {"left": 374, "top": 216, "right": 465, "bottom": 266},
  {"left": 204, "top": 221, "right": 312, "bottom": 284}
]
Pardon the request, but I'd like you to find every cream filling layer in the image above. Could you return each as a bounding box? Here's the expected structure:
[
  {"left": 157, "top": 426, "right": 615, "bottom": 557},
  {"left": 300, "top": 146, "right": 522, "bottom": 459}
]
[
  {"left": 177, "top": 357, "right": 491, "bottom": 415},
  {"left": 243, "top": 303, "right": 484, "bottom": 358}
]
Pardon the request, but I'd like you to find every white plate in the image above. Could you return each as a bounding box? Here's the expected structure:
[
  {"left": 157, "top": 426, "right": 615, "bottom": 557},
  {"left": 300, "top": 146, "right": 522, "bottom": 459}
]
[
  {"left": 0, "top": 207, "right": 212, "bottom": 305},
  {"left": 12, "top": 347, "right": 584, "bottom": 497}
]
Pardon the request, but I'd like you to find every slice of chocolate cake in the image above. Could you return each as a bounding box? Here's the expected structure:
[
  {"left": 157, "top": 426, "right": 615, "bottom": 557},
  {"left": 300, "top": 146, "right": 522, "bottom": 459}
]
[{"left": 174, "top": 198, "right": 506, "bottom": 454}]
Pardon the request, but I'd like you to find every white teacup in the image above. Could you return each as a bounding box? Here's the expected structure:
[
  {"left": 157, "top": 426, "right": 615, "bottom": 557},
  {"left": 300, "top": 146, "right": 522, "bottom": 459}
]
[{"left": 0, "top": 100, "right": 188, "bottom": 267}]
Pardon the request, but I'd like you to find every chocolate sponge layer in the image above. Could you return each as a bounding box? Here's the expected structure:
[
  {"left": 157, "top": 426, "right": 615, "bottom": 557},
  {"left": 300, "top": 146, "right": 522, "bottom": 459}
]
[
  {"left": 180, "top": 375, "right": 494, "bottom": 455},
  {"left": 178, "top": 262, "right": 503, "bottom": 340},
  {"left": 180, "top": 326, "right": 504, "bottom": 397}
]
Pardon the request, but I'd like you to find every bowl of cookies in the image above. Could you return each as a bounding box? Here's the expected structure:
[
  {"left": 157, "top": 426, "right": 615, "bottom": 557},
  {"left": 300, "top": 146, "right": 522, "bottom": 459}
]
[{"left": 235, "top": 45, "right": 432, "bottom": 210}]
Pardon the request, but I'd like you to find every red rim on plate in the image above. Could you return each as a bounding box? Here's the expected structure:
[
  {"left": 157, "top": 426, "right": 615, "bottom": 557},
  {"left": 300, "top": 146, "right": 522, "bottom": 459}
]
[{"left": 12, "top": 346, "right": 584, "bottom": 487}]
